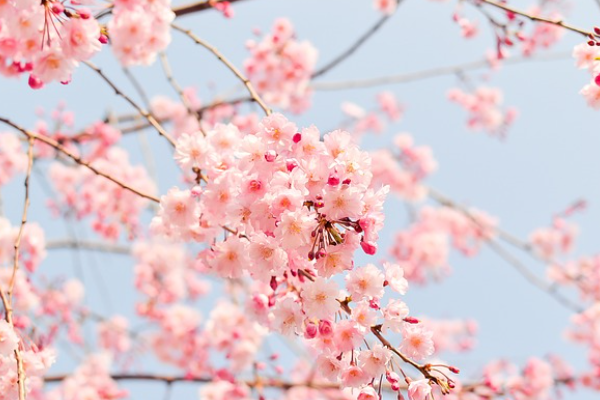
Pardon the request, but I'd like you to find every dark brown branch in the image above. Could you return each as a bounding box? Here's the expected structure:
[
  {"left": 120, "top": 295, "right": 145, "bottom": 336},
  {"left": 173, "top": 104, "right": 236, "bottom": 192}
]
[{"left": 173, "top": 0, "right": 248, "bottom": 17}]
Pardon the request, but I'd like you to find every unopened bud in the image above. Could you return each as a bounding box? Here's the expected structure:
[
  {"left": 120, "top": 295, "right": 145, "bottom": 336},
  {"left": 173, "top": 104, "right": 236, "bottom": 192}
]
[
  {"left": 270, "top": 276, "right": 278, "bottom": 291},
  {"left": 304, "top": 321, "right": 318, "bottom": 339},
  {"left": 449, "top": 366, "right": 460, "bottom": 374},
  {"left": 403, "top": 316, "right": 419, "bottom": 324},
  {"left": 28, "top": 74, "right": 43, "bottom": 90},
  {"left": 264, "top": 150, "right": 277, "bottom": 162},
  {"left": 77, "top": 8, "right": 91, "bottom": 19},
  {"left": 51, "top": 2, "right": 64, "bottom": 14},
  {"left": 293, "top": 132, "right": 302, "bottom": 143},
  {"left": 286, "top": 158, "right": 298, "bottom": 171},
  {"left": 99, "top": 34, "right": 109, "bottom": 44},
  {"left": 327, "top": 174, "right": 340, "bottom": 186}
]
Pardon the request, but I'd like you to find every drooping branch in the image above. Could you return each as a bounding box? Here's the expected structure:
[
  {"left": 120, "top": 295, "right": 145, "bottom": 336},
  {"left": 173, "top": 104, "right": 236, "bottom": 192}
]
[
  {"left": 0, "top": 117, "right": 160, "bottom": 203},
  {"left": 0, "top": 137, "right": 34, "bottom": 400},
  {"left": 83, "top": 61, "right": 176, "bottom": 147},
  {"left": 171, "top": 23, "right": 272, "bottom": 116},
  {"left": 312, "top": 0, "right": 405, "bottom": 78},
  {"left": 312, "top": 51, "right": 570, "bottom": 90},
  {"left": 427, "top": 187, "right": 582, "bottom": 313}
]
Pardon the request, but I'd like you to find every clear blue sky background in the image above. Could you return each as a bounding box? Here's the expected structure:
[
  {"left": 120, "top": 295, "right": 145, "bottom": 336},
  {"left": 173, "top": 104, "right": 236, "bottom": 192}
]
[{"left": 1, "top": 0, "right": 600, "bottom": 398}]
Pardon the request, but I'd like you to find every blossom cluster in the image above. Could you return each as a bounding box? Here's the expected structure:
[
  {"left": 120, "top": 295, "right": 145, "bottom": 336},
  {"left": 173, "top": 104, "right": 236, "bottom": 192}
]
[
  {"left": 389, "top": 206, "right": 497, "bottom": 284},
  {"left": 48, "top": 148, "right": 155, "bottom": 240},
  {"left": 244, "top": 19, "right": 318, "bottom": 113},
  {"left": 447, "top": 86, "right": 517, "bottom": 137},
  {"left": 108, "top": 0, "right": 175, "bottom": 66},
  {"left": 0, "top": 0, "right": 103, "bottom": 87}
]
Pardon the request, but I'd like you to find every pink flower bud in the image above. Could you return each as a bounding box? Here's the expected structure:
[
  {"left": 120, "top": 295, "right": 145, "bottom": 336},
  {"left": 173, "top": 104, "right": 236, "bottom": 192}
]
[
  {"left": 403, "top": 316, "right": 419, "bottom": 324},
  {"left": 318, "top": 319, "right": 333, "bottom": 337},
  {"left": 286, "top": 158, "right": 298, "bottom": 171},
  {"left": 304, "top": 320, "right": 318, "bottom": 339},
  {"left": 78, "top": 8, "right": 91, "bottom": 19},
  {"left": 293, "top": 132, "right": 302, "bottom": 143},
  {"left": 28, "top": 74, "right": 44, "bottom": 90},
  {"left": 327, "top": 174, "right": 340, "bottom": 186},
  {"left": 264, "top": 150, "right": 277, "bottom": 162},
  {"left": 99, "top": 34, "right": 109, "bottom": 44},
  {"left": 51, "top": 2, "right": 64, "bottom": 14},
  {"left": 270, "top": 276, "right": 278, "bottom": 291}
]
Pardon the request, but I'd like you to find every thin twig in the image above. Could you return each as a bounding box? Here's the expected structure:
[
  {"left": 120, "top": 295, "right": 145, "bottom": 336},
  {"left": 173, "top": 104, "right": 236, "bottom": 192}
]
[
  {"left": 485, "top": 239, "right": 583, "bottom": 312},
  {"left": 427, "top": 186, "right": 581, "bottom": 312},
  {"left": 312, "top": 0, "right": 404, "bottom": 78},
  {"left": 0, "top": 117, "right": 160, "bottom": 203},
  {"left": 477, "top": 0, "right": 594, "bottom": 37},
  {"left": 83, "top": 61, "right": 176, "bottom": 147},
  {"left": 312, "top": 51, "right": 570, "bottom": 90},
  {"left": 158, "top": 52, "right": 205, "bottom": 134},
  {"left": 122, "top": 67, "right": 151, "bottom": 107},
  {"left": 171, "top": 23, "right": 272, "bottom": 116},
  {"left": 46, "top": 239, "right": 131, "bottom": 254}
]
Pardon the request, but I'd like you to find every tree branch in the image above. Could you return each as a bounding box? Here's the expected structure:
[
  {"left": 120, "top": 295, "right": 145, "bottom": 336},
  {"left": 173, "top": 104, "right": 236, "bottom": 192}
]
[
  {"left": 312, "top": 51, "right": 570, "bottom": 91},
  {"left": 477, "top": 0, "right": 594, "bottom": 38},
  {"left": 0, "top": 117, "right": 160, "bottom": 203},
  {"left": 83, "top": 61, "right": 176, "bottom": 147},
  {"left": 171, "top": 23, "right": 272, "bottom": 116},
  {"left": 173, "top": 0, "right": 248, "bottom": 18}
]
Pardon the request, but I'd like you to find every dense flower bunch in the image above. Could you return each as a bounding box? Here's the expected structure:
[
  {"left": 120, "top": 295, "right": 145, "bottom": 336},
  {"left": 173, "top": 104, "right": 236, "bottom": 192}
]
[
  {"left": 0, "top": 0, "right": 103, "bottom": 86},
  {"left": 244, "top": 19, "right": 318, "bottom": 113},
  {"left": 48, "top": 148, "right": 155, "bottom": 240},
  {"left": 108, "top": 0, "right": 175, "bottom": 66}
]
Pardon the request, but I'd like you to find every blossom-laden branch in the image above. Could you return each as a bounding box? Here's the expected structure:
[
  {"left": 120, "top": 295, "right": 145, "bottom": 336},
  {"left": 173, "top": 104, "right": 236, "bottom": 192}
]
[
  {"left": 0, "top": 117, "right": 160, "bottom": 203},
  {"left": 475, "top": 0, "right": 594, "bottom": 38},
  {"left": 427, "top": 187, "right": 582, "bottom": 313},
  {"left": 83, "top": 62, "right": 176, "bottom": 147},
  {"left": 0, "top": 137, "right": 34, "bottom": 400},
  {"left": 171, "top": 23, "right": 272, "bottom": 116}
]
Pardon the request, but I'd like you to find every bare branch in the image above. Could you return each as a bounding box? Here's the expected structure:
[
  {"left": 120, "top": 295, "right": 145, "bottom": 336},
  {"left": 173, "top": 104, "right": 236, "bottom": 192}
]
[
  {"left": 312, "top": 0, "right": 404, "bottom": 78},
  {"left": 171, "top": 23, "right": 272, "bottom": 116},
  {"left": 312, "top": 51, "right": 570, "bottom": 91},
  {"left": 46, "top": 240, "right": 131, "bottom": 255},
  {"left": 83, "top": 61, "right": 176, "bottom": 147}
]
